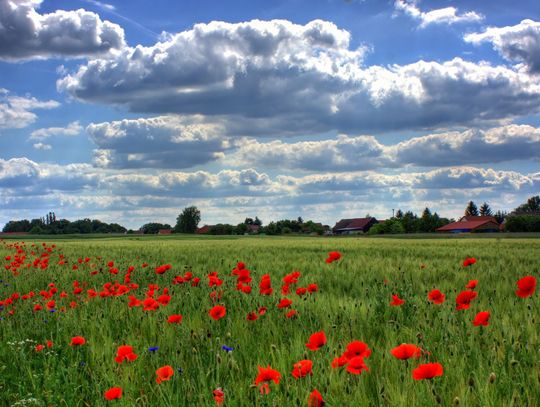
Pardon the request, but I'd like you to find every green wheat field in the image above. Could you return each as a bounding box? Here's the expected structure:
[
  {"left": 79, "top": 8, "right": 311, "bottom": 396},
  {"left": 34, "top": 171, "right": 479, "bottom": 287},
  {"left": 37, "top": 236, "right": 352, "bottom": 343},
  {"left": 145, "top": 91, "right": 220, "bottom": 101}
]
[{"left": 0, "top": 235, "right": 539, "bottom": 406}]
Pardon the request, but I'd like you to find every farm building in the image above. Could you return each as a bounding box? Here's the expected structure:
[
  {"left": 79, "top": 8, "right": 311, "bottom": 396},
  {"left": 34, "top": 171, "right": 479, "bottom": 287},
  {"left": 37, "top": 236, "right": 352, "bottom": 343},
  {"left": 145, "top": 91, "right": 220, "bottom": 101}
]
[
  {"left": 196, "top": 225, "right": 213, "bottom": 234},
  {"left": 158, "top": 229, "right": 172, "bottom": 235},
  {"left": 332, "top": 217, "right": 378, "bottom": 235},
  {"left": 436, "top": 216, "right": 500, "bottom": 233}
]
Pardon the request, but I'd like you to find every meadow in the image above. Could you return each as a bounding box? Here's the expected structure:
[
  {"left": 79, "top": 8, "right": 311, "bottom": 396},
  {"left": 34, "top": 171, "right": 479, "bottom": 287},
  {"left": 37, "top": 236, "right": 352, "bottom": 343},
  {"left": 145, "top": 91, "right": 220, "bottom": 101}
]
[{"left": 0, "top": 235, "right": 539, "bottom": 406}]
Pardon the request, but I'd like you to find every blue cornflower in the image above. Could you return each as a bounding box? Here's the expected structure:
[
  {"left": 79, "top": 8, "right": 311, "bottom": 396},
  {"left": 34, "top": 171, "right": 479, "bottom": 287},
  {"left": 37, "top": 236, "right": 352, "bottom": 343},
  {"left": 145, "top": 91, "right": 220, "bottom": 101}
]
[
  {"left": 221, "top": 345, "right": 234, "bottom": 353},
  {"left": 148, "top": 346, "right": 159, "bottom": 352}
]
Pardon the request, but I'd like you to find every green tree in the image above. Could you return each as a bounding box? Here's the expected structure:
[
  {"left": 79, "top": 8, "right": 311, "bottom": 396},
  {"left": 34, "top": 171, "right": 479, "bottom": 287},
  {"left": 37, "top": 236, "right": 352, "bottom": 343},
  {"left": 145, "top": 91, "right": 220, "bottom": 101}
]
[
  {"left": 465, "top": 201, "right": 479, "bottom": 217},
  {"left": 479, "top": 202, "right": 493, "bottom": 216},
  {"left": 174, "top": 206, "right": 201, "bottom": 233},
  {"left": 494, "top": 210, "right": 506, "bottom": 224},
  {"left": 141, "top": 223, "right": 172, "bottom": 234},
  {"left": 514, "top": 195, "right": 540, "bottom": 214}
]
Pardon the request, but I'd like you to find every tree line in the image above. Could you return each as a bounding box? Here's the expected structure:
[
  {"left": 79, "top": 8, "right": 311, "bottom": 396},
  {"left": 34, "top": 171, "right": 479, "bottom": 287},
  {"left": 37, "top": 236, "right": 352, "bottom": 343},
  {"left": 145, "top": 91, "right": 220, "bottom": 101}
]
[
  {"left": 2, "top": 196, "right": 540, "bottom": 235},
  {"left": 2, "top": 212, "right": 126, "bottom": 234}
]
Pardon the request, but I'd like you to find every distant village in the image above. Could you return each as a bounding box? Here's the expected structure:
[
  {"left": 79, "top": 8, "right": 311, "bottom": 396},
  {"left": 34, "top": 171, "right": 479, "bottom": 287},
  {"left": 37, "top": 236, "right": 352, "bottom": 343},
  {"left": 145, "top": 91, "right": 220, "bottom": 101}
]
[{"left": 2, "top": 196, "right": 539, "bottom": 236}]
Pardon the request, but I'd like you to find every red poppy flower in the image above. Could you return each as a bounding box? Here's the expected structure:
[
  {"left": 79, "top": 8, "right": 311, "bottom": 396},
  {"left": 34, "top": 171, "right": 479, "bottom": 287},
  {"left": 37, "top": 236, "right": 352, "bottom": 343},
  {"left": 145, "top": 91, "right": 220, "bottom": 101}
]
[
  {"left": 143, "top": 297, "right": 159, "bottom": 311},
  {"left": 283, "top": 271, "right": 301, "bottom": 285},
  {"left": 325, "top": 251, "right": 342, "bottom": 264},
  {"left": 46, "top": 340, "right": 53, "bottom": 348},
  {"left": 346, "top": 356, "right": 369, "bottom": 375},
  {"left": 259, "top": 274, "right": 273, "bottom": 295},
  {"left": 259, "top": 383, "right": 270, "bottom": 395},
  {"left": 115, "top": 345, "right": 138, "bottom": 363},
  {"left": 254, "top": 365, "right": 281, "bottom": 388},
  {"left": 331, "top": 354, "right": 349, "bottom": 368},
  {"left": 390, "top": 344, "right": 422, "bottom": 360},
  {"left": 296, "top": 287, "right": 307, "bottom": 296},
  {"left": 285, "top": 309, "right": 298, "bottom": 318},
  {"left": 247, "top": 312, "right": 258, "bottom": 321},
  {"left": 156, "top": 365, "right": 174, "bottom": 384},
  {"left": 455, "top": 290, "right": 478, "bottom": 310},
  {"left": 412, "top": 363, "right": 443, "bottom": 380},
  {"left": 35, "top": 344, "right": 44, "bottom": 352},
  {"left": 306, "top": 331, "right": 327, "bottom": 351},
  {"left": 213, "top": 388, "right": 224, "bottom": 405},
  {"left": 155, "top": 264, "right": 172, "bottom": 274},
  {"left": 104, "top": 387, "right": 122, "bottom": 400},
  {"left": 390, "top": 294, "right": 405, "bottom": 306},
  {"left": 516, "top": 276, "right": 536, "bottom": 298},
  {"left": 473, "top": 311, "right": 490, "bottom": 326},
  {"left": 167, "top": 314, "right": 183, "bottom": 324},
  {"left": 463, "top": 257, "right": 477, "bottom": 267},
  {"left": 465, "top": 280, "right": 478, "bottom": 289},
  {"left": 70, "top": 336, "right": 86, "bottom": 346},
  {"left": 209, "top": 305, "right": 226, "bottom": 320},
  {"left": 277, "top": 298, "right": 293, "bottom": 309},
  {"left": 258, "top": 306, "right": 267, "bottom": 315},
  {"left": 428, "top": 289, "right": 445, "bottom": 304},
  {"left": 343, "top": 341, "right": 371, "bottom": 360},
  {"left": 308, "top": 389, "right": 325, "bottom": 407},
  {"left": 291, "top": 359, "right": 313, "bottom": 378},
  {"left": 307, "top": 283, "right": 318, "bottom": 293}
]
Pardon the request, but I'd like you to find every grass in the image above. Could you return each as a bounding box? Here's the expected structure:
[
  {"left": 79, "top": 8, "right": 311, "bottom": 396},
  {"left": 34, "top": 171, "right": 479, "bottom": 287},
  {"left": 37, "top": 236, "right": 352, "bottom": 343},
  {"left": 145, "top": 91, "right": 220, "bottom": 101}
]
[{"left": 0, "top": 236, "right": 539, "bottom": 406}]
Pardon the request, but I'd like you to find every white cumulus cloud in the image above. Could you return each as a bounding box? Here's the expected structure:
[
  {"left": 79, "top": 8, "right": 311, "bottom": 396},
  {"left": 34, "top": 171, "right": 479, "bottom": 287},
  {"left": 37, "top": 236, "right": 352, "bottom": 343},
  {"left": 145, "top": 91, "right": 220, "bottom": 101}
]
[{"left": 0, "top": 0, "right": 125, "bottom": 61}]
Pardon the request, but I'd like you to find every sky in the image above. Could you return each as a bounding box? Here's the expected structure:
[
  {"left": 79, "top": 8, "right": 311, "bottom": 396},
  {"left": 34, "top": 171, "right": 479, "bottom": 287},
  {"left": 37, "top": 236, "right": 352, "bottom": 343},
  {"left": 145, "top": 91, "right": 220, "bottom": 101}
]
[{"left": 0, "top": 0, "right": 539, "bottom": 229}]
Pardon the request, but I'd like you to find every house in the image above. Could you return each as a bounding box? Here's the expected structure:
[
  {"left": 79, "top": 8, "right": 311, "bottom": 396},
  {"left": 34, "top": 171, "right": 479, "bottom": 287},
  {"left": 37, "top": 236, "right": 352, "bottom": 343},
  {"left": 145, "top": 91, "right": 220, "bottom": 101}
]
[
  {"left": 247, "top": 224, "right": 260, "bottom": 234},
  {"left": 436, "top": 216, "right": 500, "bottom": 233},
  {"left": 332, "top": 217, "right": 378, "bottom": 235},
  {"left": 158, "top": 229, "right": 172, "bottom": 235},
  {"left": 196, "top": 225, "right": 213, "bottom": 234}
]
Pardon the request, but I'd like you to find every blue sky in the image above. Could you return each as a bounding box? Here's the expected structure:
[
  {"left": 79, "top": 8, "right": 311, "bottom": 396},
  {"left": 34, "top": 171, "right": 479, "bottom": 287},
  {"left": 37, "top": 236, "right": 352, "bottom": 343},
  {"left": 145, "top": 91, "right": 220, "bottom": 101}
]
[{"left": 1, "top": 0, "right": 539, "bottom": 229}]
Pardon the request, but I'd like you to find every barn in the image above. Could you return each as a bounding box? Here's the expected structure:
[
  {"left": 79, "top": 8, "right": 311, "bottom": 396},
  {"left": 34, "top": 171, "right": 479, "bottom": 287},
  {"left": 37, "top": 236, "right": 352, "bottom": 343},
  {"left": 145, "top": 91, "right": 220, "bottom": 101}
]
[
  {"left": 332, "top": 217, "right": 378, "bottom": 235},
  {"left": 436, "top": 216, "right": 500, "bottom": 233}
]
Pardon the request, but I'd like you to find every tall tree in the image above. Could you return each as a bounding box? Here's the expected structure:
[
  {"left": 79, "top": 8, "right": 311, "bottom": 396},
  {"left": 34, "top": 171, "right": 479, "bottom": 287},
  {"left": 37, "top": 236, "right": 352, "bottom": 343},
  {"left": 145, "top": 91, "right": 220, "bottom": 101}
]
[
  {"left": 465, "top": 201, "right": 479, "bottom": 217},
  {"left": 479, "top": 202, "right": 493, "bottom": 216},
  {"left": 494, "top": 210, "right": 506, "bottom": 224},
  {"left": 174, "top": 206, "right": 201, "bottom": 233}
]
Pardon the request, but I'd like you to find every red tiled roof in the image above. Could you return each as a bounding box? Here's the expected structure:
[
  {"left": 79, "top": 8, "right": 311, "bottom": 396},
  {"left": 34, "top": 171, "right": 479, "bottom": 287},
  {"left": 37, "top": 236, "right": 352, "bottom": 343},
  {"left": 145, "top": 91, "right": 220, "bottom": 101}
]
[
  {"left": 196, "top": 225, "right": 212, "bottom": 234},
  {"left": 436, "top": 219, "right": 499, "bottom": 231}
]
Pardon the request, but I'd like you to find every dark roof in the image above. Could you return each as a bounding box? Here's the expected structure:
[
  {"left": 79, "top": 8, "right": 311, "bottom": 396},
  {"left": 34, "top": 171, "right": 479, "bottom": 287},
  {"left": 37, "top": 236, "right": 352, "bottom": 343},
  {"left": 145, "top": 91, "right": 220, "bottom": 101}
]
[
  {"left": 436, "top": 219, "right": 499, "bottom": 231},
  {"left": 333, "top": 218, "right": 354, "bottom": 230},
  {"left": 333, "top": 217, "right": 377, "bottom": 231}
]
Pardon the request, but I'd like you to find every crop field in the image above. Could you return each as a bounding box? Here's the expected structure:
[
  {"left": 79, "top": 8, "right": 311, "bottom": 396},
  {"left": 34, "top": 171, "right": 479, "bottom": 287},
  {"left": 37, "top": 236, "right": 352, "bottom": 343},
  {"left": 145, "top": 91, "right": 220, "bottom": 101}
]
[{"left": 0, "top": 236, "right": 539, "bottom": 406}]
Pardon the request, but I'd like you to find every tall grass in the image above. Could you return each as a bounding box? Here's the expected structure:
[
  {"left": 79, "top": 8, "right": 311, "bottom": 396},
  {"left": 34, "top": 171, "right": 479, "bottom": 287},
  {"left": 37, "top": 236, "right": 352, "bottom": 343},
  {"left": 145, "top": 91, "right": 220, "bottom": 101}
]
[{"left": 0, "top": 237, "right": 539, "bottom": 406}]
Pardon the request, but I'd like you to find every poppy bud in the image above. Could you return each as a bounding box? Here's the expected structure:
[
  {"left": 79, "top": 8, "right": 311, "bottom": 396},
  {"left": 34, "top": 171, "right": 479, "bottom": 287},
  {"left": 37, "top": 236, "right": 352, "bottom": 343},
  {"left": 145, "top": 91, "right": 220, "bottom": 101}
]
[
  {"left": 192, "top": 347, "right": 198, "bottom": 354},
  {"left": 453, "top": 397, "right": 460, "bottom": 405},
  {"left": 216, "top": 354, "right": 222, "bottom": 364},
  {"left": 435, "top": 395, "right": 442, "bottom": 404},
  {"left": 511, "top": 359, "right": 519, "bottom": 366},
  {"left": 468, "top": 377, "right": 475, "bottom": 387},
  {"left": 271, "top": 344, "right": 277, "bottom": 351},
  {"left": 489, "top": 373, "right": 496, "bottom": 383}
]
